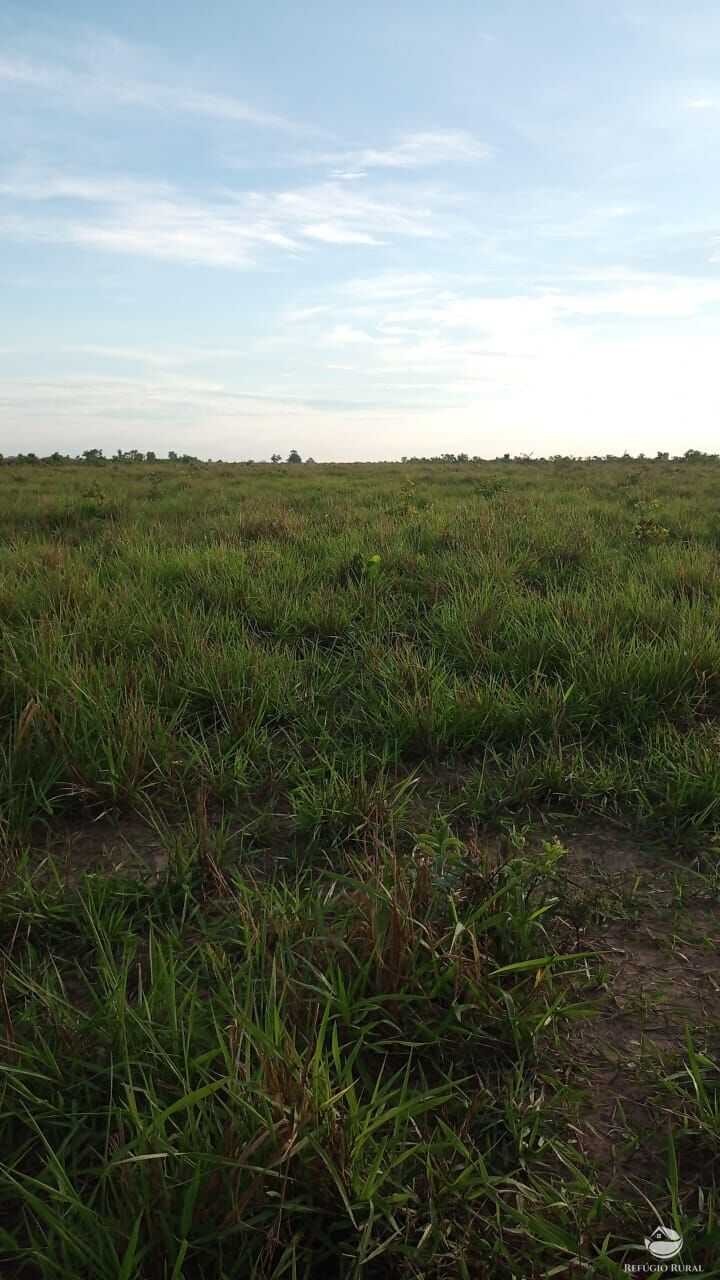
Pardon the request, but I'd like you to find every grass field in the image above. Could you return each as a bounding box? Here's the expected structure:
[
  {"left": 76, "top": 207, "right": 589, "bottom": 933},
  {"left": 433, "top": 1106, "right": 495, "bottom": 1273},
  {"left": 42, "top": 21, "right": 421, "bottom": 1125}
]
[{"left": 2, "top": 458, "right": 720, "bottom": 1276}]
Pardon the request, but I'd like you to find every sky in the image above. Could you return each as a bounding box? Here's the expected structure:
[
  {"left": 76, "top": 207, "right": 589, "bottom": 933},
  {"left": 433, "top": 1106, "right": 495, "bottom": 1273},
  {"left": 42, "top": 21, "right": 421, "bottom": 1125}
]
[{"left": 2, "top": 0, "right": 720, "bottom": 461}]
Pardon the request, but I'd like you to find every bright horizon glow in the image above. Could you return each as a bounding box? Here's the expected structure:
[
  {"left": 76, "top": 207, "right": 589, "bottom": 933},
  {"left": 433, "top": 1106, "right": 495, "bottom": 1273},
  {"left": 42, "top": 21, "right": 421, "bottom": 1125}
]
[{"left": 2, "top": 1, "right": 720, "bottom": 460}]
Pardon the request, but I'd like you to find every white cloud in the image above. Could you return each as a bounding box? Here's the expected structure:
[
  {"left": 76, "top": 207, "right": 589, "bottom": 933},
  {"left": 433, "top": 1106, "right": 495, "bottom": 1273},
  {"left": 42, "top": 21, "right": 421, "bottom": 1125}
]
[
  {"left": 340, "top": 271, "right": 439, "bottom": 300},
  {"left": 0, "top": 56, "right": 56, "bottom": 88},
  {"left": 301, "top": 224, "right": 380, "bottom": 245},
  {"left": 0, "top": 173, "right": 174, "bottom": 203},
  {"left": 343, "top": 130, "right": 493, "bottom": 168},
  {"left": 324, "top": 324, "right": 390, "bottom": 348},
  {"left": 302, "top": 130, "right": 492, "bottom": 171},
  {"left": 0, "top": 205, "right": 294, "bottom": 269},
  {"left": 0, "top": 168, "right": 453, "bottom": 266},
  {"left": 5, "top": 337, "right": 720, "bottom": 461},
  {"left": 327, "top": 170, "right": 367, "bottom": 182},
  {"left": 267, "top": 268, "right": 720, "bottom": 436},
  {"left": 0, "top": 49, "right": 305, "bottom": 132},
  {"left": 6, "top": 264, "right": 720, "bottom": 458}
]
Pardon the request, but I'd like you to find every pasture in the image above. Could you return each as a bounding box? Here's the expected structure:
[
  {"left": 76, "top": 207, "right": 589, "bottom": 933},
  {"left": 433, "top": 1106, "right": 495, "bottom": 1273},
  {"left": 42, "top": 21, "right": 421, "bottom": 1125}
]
[{"left": 2, "top": 458, "right": 720, "bottom": 1276}]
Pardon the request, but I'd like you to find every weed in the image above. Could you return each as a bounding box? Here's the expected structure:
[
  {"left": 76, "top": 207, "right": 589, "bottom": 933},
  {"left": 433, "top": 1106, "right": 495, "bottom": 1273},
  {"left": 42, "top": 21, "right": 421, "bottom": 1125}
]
[
  {"left": 633, "top": 497, "right": 670, "bottom": 544},
  {"left": 474, "top": 474, "right": 508, "bottom": 497},
  {"left": 146, "top": 471, "right": 164, "bottom": 500}
]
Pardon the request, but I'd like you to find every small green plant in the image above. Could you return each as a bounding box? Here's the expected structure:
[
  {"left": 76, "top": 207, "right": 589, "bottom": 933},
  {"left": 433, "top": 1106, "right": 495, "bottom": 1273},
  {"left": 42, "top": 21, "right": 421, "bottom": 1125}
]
[
  {"left": 634, "top": 518, "right": 670, "bottom": 543},
  {"left": 77, "top": 482, "right": 115, "bottom": 520},
  {"left": 474, "top": 475, "right": 508, "bottom": 497},
  {"left": 342, "top": 551, "right": 382, "bottom": 585},
  {"left": 146, "top": 471, "right": 164, "bottom": 500},
  {"left": 412, "top": 815, "right": 467, "bottom": 891},
  {"left": 633, "top": 496, "right": 670, "bottom": 543},
  {"left": 81, "top": 481, "right": 108, "bottom": 506},
  {"left": 397, "top": 477, "right": 433, "bottom": 516},
  {"left": 365, "top": 552, "right": 381, "bottom": 579}
]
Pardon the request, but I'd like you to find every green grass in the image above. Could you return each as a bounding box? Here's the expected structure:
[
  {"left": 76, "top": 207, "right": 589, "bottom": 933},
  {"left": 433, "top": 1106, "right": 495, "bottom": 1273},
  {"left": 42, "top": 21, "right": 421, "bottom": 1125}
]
[
  {"left": 2, "top": 458, "right": 720, "bottom": 1275},
  {"left": 1, "top": 833, "right": 601, "bottom": 1278},
  {"left": 4, "top": 459, "right": 720, "bottom": 842}
]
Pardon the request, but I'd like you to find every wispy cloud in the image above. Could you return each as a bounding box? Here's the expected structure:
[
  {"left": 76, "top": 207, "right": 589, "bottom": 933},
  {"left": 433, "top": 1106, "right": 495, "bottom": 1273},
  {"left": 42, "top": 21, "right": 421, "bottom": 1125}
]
[
  {"left": 6, "top": 270, "right": 720, "bottom": 459},
  {"left": 0, "top": 168, "right": 455, "bottom": 266},
  {"left": 275, "top": 268, "right": 720, "bottom": 395},
  {"left": 0, "top": 48, "right": 306, "bottom": 132},
  {"left": 302, "top": 130, "right": 492, "bottom": 172}
]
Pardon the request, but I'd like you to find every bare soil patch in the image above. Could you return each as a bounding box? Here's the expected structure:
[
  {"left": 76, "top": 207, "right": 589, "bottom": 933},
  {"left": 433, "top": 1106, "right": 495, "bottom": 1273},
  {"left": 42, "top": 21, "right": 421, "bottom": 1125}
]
[
  {"left": 23, "top": 815, "right": 169, "bottom": 887},
  {"left": 555, "top": 829, "right": 720, "bottom": 1207}
]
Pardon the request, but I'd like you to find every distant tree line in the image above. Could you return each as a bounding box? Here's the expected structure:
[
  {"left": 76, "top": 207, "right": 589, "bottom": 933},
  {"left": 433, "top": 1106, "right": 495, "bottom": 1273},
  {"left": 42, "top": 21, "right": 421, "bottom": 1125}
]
[
  {"left": 399, "top": 449, "right": 719, "bottom": 464},
  {"left": 0, "top": 448, "right": 314, "bottom": 466},
  {"left": 0, "top": 447, "right": 717, "bottom": 466}
]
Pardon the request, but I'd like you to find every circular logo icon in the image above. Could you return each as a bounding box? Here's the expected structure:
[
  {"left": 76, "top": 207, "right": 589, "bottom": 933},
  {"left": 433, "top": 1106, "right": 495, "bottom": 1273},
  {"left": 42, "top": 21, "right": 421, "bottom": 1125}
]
[{"left": 644, "top": 1225, "right": 683, "bottom": 1260}]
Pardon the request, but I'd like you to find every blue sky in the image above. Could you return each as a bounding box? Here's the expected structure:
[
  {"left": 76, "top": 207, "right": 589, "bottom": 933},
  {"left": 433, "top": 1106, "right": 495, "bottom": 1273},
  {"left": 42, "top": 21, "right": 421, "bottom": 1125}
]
[{"left": 2, "top": 0, "right": 720, "bottom": 460}]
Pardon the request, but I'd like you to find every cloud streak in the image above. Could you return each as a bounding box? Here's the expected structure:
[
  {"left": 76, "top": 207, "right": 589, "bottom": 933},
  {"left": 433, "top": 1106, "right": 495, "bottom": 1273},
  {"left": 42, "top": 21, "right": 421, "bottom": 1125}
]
[
  {"left": 0, "top": 50, "right": 306, "bottom": 132},
  {"left": 305, "top": 130, "right": 493, "bottom": 171},
  {"left": 0, "top": 168, "right": 456, "bottom": 266},
  {"left": 273, "top": 268, "right": 720, "bottom": 400}
]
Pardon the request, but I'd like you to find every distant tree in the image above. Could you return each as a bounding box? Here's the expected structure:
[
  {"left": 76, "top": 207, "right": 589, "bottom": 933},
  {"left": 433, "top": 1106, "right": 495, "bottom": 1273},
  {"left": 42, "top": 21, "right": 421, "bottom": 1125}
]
[
  {"left": 82, "top": 448, "right": 105, "bottom": 465},
  {"left": 683, "top": 448, "right": 717, "bottom": 461},
  {"left": 113, "top": 448, "right": 144, "bottom": 462},
  {"left": 146, "top": 451, "right": 156, "bottom": 462},
  {"left": 168, "top": 451, "right": 178, "bottom": 461},
  {"left": 271, "top": 453, "right": 282, "bottom": 464},
  {"left": 305, "top": 456, "right": 316, "bottom": 464},
  {"left": 287, "top": 450, "right": 302, "bottom": 464}
]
